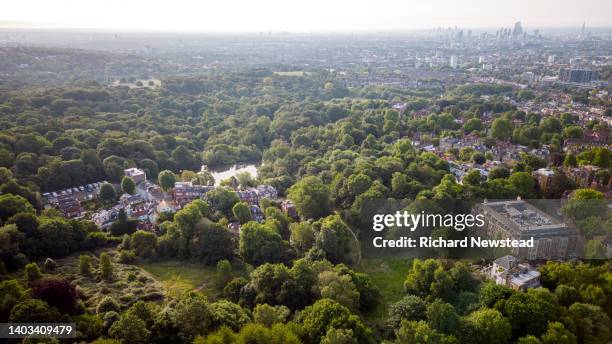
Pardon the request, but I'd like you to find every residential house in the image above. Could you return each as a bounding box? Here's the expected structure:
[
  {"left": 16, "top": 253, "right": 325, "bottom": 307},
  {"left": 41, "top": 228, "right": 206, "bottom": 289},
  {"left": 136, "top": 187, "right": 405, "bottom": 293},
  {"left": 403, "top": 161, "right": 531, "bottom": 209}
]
[
  {"left": 124, "top": 168, "right": 147, "bottom": 184},
  {"left": 56, "top": 193, "right": 84, "bottom": 218},
  {"left": 172, "top": 181, "right": 213, "bottom": 208},
  {"left": 281, "top": 200, "right": 299, "bottom": 219},
  {"left": 489, "top": 255, "right": 541, "bottom": 291}
]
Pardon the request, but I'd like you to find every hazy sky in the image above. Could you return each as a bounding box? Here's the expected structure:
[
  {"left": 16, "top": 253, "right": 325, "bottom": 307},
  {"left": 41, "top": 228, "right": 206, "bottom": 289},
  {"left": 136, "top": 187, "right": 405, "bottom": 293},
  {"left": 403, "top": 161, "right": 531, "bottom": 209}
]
[{"left": 1, "top": 0, "right": 611, "bottom": 32}]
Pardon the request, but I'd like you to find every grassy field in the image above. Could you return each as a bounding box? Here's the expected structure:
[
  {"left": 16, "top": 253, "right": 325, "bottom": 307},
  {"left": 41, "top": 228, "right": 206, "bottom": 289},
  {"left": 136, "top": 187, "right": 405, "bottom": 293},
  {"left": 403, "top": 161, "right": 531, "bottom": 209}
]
[
  {"left": 35, "top": 249, "right": 166, "bottom": 312},
  {"left": 357, "top": 257, "right": 412, "bottom": 322},
  {"left": 138, "top": 261, "right": 238, "bottom": 300}
]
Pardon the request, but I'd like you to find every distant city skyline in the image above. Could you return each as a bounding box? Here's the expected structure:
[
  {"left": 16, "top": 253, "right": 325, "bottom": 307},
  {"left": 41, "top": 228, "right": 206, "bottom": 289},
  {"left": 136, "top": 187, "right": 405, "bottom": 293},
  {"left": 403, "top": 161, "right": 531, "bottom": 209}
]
[{"left": 1, "top": 0, "right": 611, "bottom": 32}]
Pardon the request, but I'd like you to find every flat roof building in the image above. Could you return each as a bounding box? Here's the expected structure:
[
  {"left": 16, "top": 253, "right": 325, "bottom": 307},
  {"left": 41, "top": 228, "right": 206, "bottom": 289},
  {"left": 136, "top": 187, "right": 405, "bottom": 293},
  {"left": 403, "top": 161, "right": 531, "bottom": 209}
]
[{"left": 476, "top": 199, "right": 577, "bottom": 260}]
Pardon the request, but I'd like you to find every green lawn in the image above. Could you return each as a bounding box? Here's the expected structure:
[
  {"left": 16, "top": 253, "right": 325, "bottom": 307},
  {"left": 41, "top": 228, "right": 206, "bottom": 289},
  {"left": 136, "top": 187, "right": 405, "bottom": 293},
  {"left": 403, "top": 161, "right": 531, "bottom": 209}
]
[
  {"left": 357, "top": 257, "right": 412, "bottom": 322},
  {"left": 138, "top": 261, "right": 225, "bottom": 299}
]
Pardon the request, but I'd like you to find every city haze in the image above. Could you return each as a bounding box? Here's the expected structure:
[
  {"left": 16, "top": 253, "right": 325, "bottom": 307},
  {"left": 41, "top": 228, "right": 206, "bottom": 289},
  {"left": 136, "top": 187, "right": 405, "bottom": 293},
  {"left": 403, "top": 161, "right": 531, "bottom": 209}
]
[{"left": 1, "top": 0, "right": 611, "bottom": 32}]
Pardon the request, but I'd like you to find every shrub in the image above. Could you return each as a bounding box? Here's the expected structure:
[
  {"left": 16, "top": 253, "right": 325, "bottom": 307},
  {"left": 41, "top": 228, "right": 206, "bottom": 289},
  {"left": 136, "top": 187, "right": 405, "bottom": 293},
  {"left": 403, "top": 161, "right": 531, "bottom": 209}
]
[
  {"left": 76, "top": 314, "right": 104, "bottom": 340},
  {"left": 24, "top": 262, "right": 42, "bottom": 282},
  {"left": 32, "top": 277, "right": 78, "bottom": 314},
  {"left": 99, "top": 252, "right": 114, "bottom": 282},
  {"left": 217, "top": 259, "right": 233, "bottom": 286},
  {"left": 9, "top": 299, "right": 60, "bottom": 323},
  {"left": 84, "top": 232, "right": 108, "bottom": 249},
  {"left": 79, "top": 255, "right": 92, "bottom": 275},
  {"left": 119, "top": 250, "right": 137, "bottom": 264},
  {"left": 97, "top": 296, "right": 121, "bottom": 314}
]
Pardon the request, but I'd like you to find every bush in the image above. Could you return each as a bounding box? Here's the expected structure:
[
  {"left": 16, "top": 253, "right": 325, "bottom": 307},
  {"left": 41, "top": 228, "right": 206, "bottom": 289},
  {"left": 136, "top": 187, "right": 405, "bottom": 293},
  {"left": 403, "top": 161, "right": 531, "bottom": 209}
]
[
  {"left": 99, "top": 252, "right": 114, "bottom": 282},
  {"left": 9, "top": 299, "right": 60, "bottom": 323},
  {"left": 84, "top": 232, "right": 108, "bottom": 249},
  {"left": 217, "top": 259, "right": 233, "bottom": 286},
  {"left": 79, "top": 255, "right": 92, "bottom": 275},
  {"left": 119, "top": 250, "right": 137, "bottom": 264},
  {"left": 76, "top": 314, "right": 104, "bottom": 340},
  {"left": 97, "top": 296, "right": 121, "bottom": 314},
  {"left": 223, "top": 277, "right": 249, "bottom": 303},
  {"left": 24, "top": 262, "right": 42, "bottom": 282},
  {"left": 32, "top": 277, "right": 78, "bottom": 314}
]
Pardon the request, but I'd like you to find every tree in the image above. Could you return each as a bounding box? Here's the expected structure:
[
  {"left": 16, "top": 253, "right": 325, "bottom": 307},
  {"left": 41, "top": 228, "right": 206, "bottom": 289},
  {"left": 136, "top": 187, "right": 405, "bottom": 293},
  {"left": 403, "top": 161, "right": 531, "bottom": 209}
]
[
  {"left": 121, "top": 176, "right": 136, "bottom": 195},
  {"left": 287, "top": 176, "right": 331, "bottom": 219},
  {"left": 209, "top": 300, "right": 251, "bottom": 331},
  {"left": 172, "top": 145, "right": 199, "bottom": 171},
  {"left": 297, "top": 299, "right": 374, "bottom": 344},
  {"left": 395, "top": 320, "right": 457, "bottom": 344},
  {"left": 517, "top": 336, "right": 542, "bottom": 344},
  {"left": 109, "top": 313, "right": 151, "bottom": 344},
  {"left": 500, "top": 288, "right": 560, "bottom": 337},
  {"left": 172, "top": 294, "right": 213, "bottom": 343},
  {"left": 592, "top": 147, "right": 610, "bottom": 167},
  {"left": 318, "top": 270, "right": 360, "bottom": 311},
  {"left": 563, "top": 126, "right": 583, "bottom": 139},
  {"left": 509, "top": 172, "right": 537, "bottom": 198},
  {"left": 463, "top": 169, "right": 484, "bottom": 186},
  {"left": 24, "top": 262, "right": 42, "bottom": 282},
  {"left": 540, "top": 322, "right": 576, "bottom": 344},
  {"left": 32, "top": 277, "right": 78, "bottom": 313},
  {"left": 0, "top": 279, "right": 27, "bottom": 320},
  {"left": 461, "top": 308, "right": 512, "bottom": 344},
  {"left": 9, "top": 299, "right": 60, "bottom": 323},
  {"left": 99, "top": 252, "right": 114, "bottom": 282},
  {"left": 99, "top": 183, "right": 117, "bottom": 204},
  {"left": 131, "top": 230, "right": 158, "bottom": 259},
  {"left": 388, "top": 295, "right": 428, "bottom": 330},
  {"left": 322, "top": 328, "right": 358, "bottom": 344},
  {"left": 290, "top": 221, "right": 315, "bottom": 254},
  {"left": 194, "top": 222, "right": 235, "bottom": 265},
  {"left": 585, "top": 239, "right": 607, "bottom": 259},
  {"left": 158, "top": 170, "right": 176, "bottom": 192},
  {"left": 217, "top": 259, "right": 233, "bottom": 285},
  {"left": 79, "top": 255, "right": 92, "bottom": 275},
  {"left": 239, "top": 222, "right": 289, "bottom": 266},
  {"left": 347, "top": 173, "right": 373, "bottom": 197},
  {"left": 253, "top": 304, "right": 290, "bottom": 327},
  {"left": 491, "top": 118, "right": 513, "bottom": 140},
  {"left": 426, "top": 299, "right": 460, "bottom": 334},
  {"left": 463, "top": 118, "right": 483, "bottom": 134},
  {"left": 565, "top": 303, "right": 612, "bottom": 344},
  {"left": 232, "top": 202, "right": 252, "bottom": 224},
  {"left": 0, "top": 194, "right": 34, "bottom": 222},
  {"left": 315, "top": 215, "right": 357, "bottom": 265},
  {"left": 554, "top": 285, "right": 581, "bottom": 307},
  {"left": 472, "top": 152, "right": 486, "bottom": 165},
  {"left": 206, "top": 187, "right": 240, "bottom": 215},
  {"left": 404, "top": 259, "right": 453, "bottom": 301},
  {"left": 489, "top": 167, "right": 510, "bottom": 180},
  {"left": 478, "top": 281, "right": 514, "bottom": 308}
]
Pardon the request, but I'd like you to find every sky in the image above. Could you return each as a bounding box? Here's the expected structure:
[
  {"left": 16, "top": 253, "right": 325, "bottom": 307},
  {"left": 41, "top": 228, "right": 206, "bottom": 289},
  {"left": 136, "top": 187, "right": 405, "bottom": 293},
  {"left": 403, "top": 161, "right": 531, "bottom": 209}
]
[{"left": 1, "top": 0, "right": 611, "bottom": 32}]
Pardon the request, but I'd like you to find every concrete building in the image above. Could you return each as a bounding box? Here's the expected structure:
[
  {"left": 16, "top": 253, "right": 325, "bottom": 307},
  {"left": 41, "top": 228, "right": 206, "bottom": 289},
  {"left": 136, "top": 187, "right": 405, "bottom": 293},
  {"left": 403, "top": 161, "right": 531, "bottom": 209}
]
[
  {"left": 450, "top": 55, "right": 459, "bottom": 69},
  {"left": 476, "top": 199, "right": 578, "bottom": 260},
  {"left": 124, "top": 168, "right": 146, "bottom": 184},
  {"left": 533, "top": 168, "right": 555, "bottom": 194},
  {"left": 559, "top": 68, "right": 598, "bottom": 83},
  {"left": 490, "top": 255, "right": 541, "bottom": 291}
]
